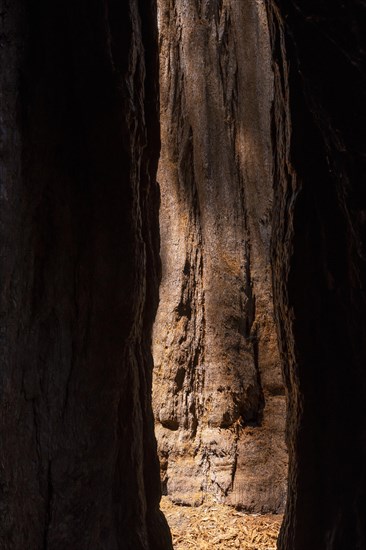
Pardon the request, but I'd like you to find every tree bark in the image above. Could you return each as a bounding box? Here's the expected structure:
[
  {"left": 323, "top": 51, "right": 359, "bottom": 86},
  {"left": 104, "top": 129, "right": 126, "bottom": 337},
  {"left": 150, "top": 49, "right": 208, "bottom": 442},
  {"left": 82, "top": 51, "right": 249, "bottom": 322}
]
[
  {"left": 153, "top": 0, "right": 287, "bottom": 512},
  {"left": 0, "top": 1, "right": 172, "bottom": 548},
  {"left": 267, "top": 1, "right": 366, "bottom": 548}
]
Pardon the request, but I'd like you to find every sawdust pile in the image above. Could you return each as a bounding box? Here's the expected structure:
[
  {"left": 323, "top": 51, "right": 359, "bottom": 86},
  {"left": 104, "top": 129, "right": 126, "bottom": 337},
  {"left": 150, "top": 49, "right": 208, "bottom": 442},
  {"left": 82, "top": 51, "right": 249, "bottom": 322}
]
[{"left": 161, "top": 496, "right": 282, "bottom": 550}]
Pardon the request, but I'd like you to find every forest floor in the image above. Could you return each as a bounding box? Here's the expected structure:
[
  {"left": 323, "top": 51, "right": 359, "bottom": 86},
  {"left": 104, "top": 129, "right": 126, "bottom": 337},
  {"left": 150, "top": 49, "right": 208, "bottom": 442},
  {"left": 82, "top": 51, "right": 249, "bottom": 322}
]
[{"left": 161, "top": 496, "right": 282, "bottom": 550}]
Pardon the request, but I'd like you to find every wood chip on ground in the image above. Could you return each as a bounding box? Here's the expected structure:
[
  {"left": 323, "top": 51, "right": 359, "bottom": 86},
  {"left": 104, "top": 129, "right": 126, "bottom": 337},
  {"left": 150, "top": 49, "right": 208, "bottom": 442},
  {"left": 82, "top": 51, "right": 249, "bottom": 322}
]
[{"left": 161, "top": 496, "right": 282, "bottom": 550}]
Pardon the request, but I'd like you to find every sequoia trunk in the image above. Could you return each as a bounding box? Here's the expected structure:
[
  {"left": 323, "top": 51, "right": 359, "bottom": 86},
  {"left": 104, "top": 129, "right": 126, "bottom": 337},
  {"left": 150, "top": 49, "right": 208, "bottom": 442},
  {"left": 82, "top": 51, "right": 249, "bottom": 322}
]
[
  {"left": 0, "top": 2, "right": 172, "bottom": 549},
  {"left": 267, "top": 1, "right": 366, "bottom": 548},
  {"left": 153, "top": 0, "right": 287, "bottom": 512}
]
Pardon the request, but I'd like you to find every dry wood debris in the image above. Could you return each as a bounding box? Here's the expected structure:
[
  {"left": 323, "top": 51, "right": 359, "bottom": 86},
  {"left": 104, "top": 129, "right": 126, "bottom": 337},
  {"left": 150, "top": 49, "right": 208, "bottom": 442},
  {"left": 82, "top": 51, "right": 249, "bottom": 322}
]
[{"left": 161, "top": 496, "right": 282, "bottom": 550}]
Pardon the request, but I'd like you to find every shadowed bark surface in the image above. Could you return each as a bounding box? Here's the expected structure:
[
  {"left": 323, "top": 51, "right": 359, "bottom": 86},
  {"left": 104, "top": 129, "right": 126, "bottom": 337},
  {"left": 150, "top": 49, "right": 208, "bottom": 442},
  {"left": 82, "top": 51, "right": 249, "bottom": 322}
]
[
  {"left": 0, "top": 1, "right": 172, "bottom": 549},
  {"left": 267, "top": 1, "right": 366, "bottom": 548}
]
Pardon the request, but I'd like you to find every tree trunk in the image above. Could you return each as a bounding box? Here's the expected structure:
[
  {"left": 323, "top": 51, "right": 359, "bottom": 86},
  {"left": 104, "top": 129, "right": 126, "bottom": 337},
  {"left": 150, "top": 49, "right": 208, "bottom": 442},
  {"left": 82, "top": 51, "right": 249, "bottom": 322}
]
[
  {"left": 267, "top": 1, "right": 366, "bottom": 548},
  {"left": 0, "top": 1, "right": 172, "bottom": 548},
  {"left": 153, "top": 0, "right": 287, "bottom": 512}
]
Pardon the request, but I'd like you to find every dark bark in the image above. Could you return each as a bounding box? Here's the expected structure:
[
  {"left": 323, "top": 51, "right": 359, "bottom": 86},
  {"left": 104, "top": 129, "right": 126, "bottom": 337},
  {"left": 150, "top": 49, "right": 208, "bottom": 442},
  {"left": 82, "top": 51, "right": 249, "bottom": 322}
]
[
  {"left": 0, "top": 1, "right": 172, "bottom": 549},
  {"left": 267, "top": 1, "right": 366, "bottom": 548}
]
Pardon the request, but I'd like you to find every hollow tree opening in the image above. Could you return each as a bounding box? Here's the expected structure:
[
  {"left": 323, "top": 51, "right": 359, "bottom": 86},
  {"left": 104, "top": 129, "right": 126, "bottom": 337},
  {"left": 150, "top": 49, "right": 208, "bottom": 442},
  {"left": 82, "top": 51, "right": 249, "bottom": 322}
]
[{"left": 152, "top": 0, "right": 288, "bottom": 513}]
